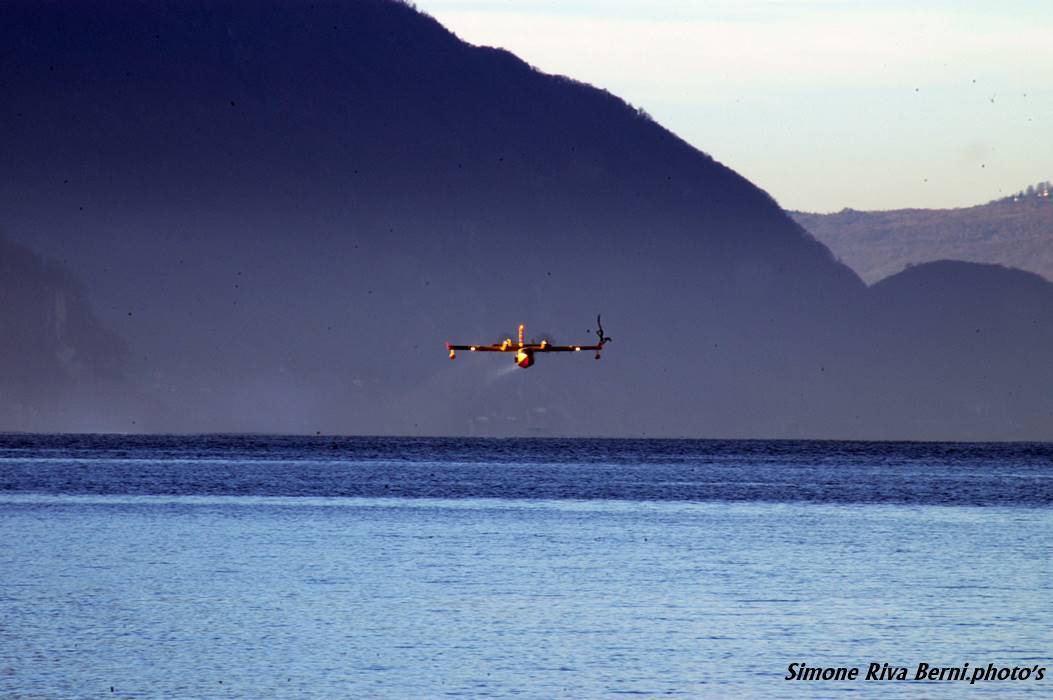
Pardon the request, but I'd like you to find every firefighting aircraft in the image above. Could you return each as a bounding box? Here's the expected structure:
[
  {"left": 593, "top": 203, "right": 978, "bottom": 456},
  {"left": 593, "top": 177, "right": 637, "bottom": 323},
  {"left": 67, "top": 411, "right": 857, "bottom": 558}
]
[{"left": 447, "top": 315, "right": 612, "bottom": 369}]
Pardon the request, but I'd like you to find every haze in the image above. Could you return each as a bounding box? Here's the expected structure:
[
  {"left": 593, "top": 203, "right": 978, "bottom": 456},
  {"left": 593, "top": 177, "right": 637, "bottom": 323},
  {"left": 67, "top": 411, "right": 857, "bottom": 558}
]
[{"left": 2, "top": 0, "right": 1050, "bottom": 440}]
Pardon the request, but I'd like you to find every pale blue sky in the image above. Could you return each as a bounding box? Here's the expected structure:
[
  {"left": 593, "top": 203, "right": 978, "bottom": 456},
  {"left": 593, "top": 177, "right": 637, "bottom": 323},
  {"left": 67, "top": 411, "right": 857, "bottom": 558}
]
[{"left": 414, "top": 0, "right": 1052, "bottom": 211}]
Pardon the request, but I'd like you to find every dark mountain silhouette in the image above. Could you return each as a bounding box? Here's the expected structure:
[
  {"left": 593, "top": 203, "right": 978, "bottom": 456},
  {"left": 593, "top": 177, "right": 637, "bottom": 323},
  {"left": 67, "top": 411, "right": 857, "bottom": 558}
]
[
  {"left": 848, "top": 261, "right": 1053, "bottom": 441},
  {"left": 2, "top": 0, "right": 1051, "bottom": 439},
  {"left": 792, "top": 184, "right": 1053, "bottom": 283}
]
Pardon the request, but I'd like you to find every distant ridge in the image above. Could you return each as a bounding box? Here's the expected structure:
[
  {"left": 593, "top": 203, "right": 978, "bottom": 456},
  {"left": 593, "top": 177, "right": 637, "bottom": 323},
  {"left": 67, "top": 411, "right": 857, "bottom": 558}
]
[{"left": 792, "top": 181, "right": 1053, "bottom": 284}]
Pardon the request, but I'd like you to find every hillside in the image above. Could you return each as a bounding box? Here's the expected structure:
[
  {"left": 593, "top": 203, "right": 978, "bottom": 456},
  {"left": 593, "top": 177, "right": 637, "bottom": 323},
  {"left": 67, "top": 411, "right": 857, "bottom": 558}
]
[
  {"left": 1, "top": 0, "right": 1051, "bottom": 440},
  {"left": 0, "top": 236, "right": 139, "bottom": 431},
  {"left": 792, "top": 184, "right": 1053, "bottom": 284}
]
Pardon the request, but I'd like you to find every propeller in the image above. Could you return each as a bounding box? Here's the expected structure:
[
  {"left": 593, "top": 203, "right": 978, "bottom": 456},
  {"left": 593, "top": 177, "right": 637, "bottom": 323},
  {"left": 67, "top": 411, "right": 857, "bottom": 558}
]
[{"left": 595, "top": 314, "right": 612, "bottom": 346}]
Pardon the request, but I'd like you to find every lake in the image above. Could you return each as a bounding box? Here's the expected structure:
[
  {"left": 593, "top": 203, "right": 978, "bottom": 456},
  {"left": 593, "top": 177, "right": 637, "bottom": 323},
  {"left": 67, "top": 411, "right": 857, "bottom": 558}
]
[{"left": 1, "top": 435, "right": 1050, "bottom": 697}]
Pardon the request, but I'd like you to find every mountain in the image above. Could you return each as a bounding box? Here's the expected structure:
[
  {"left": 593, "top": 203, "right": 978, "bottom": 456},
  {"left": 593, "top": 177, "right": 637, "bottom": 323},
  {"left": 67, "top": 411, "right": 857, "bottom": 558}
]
[
  {"left": 1, "top": 0, "right": 1051, "bottom": 440},
  {"left": 792, "top": 184, "right": 1053, "bottom": 284},
  {"left": 0, "top": 236, "right": 141, "bottom": 431},
  {"left": 854, "top": 261, "right": 1053, "bottom": 441}
]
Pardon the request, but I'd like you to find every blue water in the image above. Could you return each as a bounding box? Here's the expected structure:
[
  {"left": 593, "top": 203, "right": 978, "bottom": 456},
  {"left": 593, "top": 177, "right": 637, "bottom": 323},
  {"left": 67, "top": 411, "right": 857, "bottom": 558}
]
[{"left": 1, "top": 436, "right": 1050, "bottom": 697}]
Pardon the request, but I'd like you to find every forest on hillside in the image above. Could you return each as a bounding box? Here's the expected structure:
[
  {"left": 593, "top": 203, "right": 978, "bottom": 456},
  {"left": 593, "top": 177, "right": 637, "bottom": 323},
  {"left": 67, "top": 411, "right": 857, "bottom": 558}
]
[{"left": 793, "top": 182, "right": 1053, "bottom": 284}]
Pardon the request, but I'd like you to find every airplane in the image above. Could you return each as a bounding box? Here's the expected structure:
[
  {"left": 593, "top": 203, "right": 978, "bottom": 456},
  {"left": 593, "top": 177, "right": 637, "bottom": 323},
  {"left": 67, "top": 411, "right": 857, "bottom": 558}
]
[{"left": 447, "top": 315, "right": 612, "bottom": 368}]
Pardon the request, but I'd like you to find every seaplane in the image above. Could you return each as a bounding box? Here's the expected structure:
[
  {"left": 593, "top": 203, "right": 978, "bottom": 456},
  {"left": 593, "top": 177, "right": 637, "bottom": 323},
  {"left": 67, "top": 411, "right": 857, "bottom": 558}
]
[{"left": 446, "top": 315, "right": 612, "bottom": 369}]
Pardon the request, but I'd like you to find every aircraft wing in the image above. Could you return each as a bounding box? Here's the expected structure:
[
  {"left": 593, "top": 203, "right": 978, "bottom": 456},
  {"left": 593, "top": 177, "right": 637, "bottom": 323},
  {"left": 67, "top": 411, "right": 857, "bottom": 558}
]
[
  {"left": 530, "top": 344, "right": 603, "bottom": 352},
  {"left": 447, "top": 343, "right": 512, "bottom": 352}
]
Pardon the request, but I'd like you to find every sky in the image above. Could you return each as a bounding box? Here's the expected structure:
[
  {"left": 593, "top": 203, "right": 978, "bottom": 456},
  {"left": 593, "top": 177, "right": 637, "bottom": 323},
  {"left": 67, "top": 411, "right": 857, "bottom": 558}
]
[{"left": 413, "top": 0, "right": 1053, "bottom": 212}]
